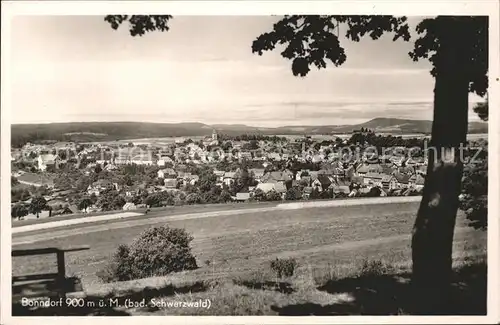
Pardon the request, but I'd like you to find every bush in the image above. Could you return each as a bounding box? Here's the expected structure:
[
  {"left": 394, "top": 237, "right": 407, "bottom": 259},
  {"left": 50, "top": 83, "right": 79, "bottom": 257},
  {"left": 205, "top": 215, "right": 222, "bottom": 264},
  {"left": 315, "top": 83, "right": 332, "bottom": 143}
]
[
  {"left": 97, "top": 225, "right": 198, "bottom": 282},
  {"left": 285, "top": 187, "right": 302, "bottom": 201},
  {"left": 359, "top": 259, "right": 394, "bottom": 277},
  {"left": 270, "top": 257, "right": 297, "bottom": 279},
  {"left": 265, "top": 190, "right": 282, "bottom": 202},
  {"left": 97, "top": 244, "right": 134, "bottom": 282}
]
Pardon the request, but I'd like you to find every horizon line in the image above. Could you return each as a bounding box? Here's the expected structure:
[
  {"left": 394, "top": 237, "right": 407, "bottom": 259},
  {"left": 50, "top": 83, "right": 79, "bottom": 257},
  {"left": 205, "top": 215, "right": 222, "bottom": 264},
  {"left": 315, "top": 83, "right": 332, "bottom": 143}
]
[{"left": 10, "top": 116, "right": 487, "bottom": 128}]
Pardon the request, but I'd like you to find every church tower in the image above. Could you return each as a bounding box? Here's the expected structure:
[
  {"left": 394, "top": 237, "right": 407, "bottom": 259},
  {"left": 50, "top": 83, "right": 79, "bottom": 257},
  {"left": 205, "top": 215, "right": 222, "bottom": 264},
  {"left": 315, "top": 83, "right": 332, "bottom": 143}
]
[{"left": 212, "top": 129, "right": 218, "bottom": 141}]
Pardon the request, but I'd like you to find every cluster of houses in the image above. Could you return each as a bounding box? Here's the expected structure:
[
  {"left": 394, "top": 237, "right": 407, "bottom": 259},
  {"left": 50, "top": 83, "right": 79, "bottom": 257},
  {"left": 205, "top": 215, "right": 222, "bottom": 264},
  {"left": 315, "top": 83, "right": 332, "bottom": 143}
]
[
  {"left": 152, "top": 156, "right": 426, "bottom": 202},
  {"left": 11, "top": 130, "right": 429, "bottom": 218}
]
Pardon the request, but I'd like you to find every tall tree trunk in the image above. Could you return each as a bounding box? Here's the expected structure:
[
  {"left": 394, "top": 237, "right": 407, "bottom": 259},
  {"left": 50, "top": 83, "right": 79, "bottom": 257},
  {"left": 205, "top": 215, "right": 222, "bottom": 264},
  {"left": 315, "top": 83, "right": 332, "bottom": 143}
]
[{"left": 411, "top": 18, "right": 471, "bottom": 314}]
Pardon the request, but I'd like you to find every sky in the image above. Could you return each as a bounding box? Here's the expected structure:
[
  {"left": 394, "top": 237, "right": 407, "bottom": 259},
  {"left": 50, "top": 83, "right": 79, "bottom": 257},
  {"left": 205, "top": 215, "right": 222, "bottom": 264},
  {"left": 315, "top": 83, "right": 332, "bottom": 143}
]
[{"left": 9, "top": 15, "right": 485, "bottom": 127}]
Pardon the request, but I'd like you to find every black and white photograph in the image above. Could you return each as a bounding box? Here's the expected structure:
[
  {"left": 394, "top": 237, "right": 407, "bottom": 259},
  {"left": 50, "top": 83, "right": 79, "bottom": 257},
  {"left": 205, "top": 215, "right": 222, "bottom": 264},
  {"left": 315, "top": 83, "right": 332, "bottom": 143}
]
[{"left": 1, "top": 1, "right": 499, "bottom": 323}]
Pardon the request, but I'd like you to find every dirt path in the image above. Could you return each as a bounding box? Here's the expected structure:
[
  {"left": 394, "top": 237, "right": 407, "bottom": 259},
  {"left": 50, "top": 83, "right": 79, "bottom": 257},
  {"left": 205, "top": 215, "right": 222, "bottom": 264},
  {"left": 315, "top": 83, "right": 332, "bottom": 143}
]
[{"left": 12, "top": 212, "right": 143, "bottom": 234}]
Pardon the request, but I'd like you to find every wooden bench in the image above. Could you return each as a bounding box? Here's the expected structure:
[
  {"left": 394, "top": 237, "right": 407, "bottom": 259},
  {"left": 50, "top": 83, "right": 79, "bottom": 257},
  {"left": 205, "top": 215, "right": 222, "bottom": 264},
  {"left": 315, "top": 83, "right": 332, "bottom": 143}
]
[{"left": 12, "top": 246, "right": 90, "bottom": 300}]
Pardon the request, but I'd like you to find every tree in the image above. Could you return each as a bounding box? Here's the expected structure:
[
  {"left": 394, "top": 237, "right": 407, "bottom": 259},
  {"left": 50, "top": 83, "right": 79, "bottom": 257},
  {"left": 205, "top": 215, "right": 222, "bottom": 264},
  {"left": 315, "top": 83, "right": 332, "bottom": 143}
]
[
  {"left": 285, "top": 187, "right": 302, "bottom": 201},
  {"left": 97, "top": 190, "right": 122, "bottom": 211},
  {"left": 460, "top": 152, "right": 488, "bottom": 229},
  {"left": 218, "top": 190, "right": 232, "bottom": 203},
  {"left": 265, "top": 190, "right": 283, "bottom": 202},
  {"left": 78, "top": 197, "right": 93, "bottom": 213},
  {"left": 251, "top": 188, "right": 265, "bottom": 201},
  {"left": 104, "top": 14, "right": 488, "bottom": 312},
  {"left": 11, "top": 188, "right": 31, "bottom": 203},
  {"left": 185, "top": 193, "right": 202, "bottom": 205},
  {"left": 473, "top": 99, "right": 488, "bottom": 122},
  {"left": 29, "top": 196, "right": 47, "bottom": 219},
  {"left": 11, "top": 203, "right": 29, "bottom": 220},
  {"left": 112, "top": 196, "right": 126, "bottom": 210},
  {"left": 145, "top": 194, "right": 161, "bottom": 208},
  {"left": 250, "top": 15, "right": 487, "bottom": 313},
  {"left": 11, "top": 176, "right": 19, "bottom": 186}
]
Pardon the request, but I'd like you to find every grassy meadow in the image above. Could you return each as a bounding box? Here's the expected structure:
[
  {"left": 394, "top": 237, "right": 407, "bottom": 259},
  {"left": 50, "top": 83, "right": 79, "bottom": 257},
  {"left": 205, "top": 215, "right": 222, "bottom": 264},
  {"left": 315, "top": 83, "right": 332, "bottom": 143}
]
[{"left": 12, "top": 201, "right": 486, "bottom": 315}]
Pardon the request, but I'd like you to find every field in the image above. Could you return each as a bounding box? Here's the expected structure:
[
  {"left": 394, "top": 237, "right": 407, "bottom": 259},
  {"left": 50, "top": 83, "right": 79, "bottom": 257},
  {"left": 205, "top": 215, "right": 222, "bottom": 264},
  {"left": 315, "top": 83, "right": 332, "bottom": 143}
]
[{"left": 11, "top": 200, "right": 487, "bottom": 315}]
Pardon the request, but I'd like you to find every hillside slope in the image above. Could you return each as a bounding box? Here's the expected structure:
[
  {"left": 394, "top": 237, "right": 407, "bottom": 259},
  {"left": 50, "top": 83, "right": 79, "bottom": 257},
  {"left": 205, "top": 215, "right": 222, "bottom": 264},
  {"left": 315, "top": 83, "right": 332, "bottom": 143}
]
[{"left": 11, "top": 118, "right": 488, "bottom": 146}]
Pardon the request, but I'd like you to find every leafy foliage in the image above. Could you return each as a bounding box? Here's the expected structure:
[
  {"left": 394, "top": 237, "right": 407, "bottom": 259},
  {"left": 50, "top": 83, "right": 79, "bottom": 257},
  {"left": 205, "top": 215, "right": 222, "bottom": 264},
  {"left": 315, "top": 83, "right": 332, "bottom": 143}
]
[
  {"left": 408, "top": 16, "right": 488, "bottom": 97},
  {"left": 285, "top": 187, "right": 302, "bottom": 201},
  {"left": 460, "top": 154, "right": 488, "bottom": 229},
  {"left": 251, "top": 15, "right": 488, "bottom": 96},
  {"left": 473, "top": 100, "right": 488, "bottom": 122},
  {"left": 270, "top": 257, "right": 298, "bottom": 278},
  {"left": 29, "top": 196, "right": 47, "bottom": 218},
  {"left": 98, "top": 225, "right": 198, "bottom": 282},
  {"left": 252, "top": 16, "right": 410, "bottom": 77},
  {"left": 11, "top": 203, "right": 29, "bottom": 220},
  {"left": 104, "top": 15, "right": 173, "bottom": 37},
  {"left": 11, "top": 188, "right": 31, "bottom": 203},
  {"left": 265, "top": 190, "right": 283, "bottom": 201},
  {"left": 77, "top": 197, "right": 92, "bottom": 211}
]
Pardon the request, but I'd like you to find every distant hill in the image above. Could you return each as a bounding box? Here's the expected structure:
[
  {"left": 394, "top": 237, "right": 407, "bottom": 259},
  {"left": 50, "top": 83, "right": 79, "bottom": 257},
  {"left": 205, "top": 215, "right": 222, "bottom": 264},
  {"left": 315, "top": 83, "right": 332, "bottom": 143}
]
[
  {"left": 277, "top": 118, "right": 487, "bottom": 135},
  {"left": 11, "top": 118, "right": 487, "bottom": 146}
]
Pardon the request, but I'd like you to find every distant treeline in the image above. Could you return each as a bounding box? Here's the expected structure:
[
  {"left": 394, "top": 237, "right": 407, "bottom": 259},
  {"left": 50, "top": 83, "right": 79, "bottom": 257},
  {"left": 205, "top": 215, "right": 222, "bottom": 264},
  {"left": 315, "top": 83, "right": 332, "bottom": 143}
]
[
  {"left": 11, "top": 118, "right": 488, "bottom": 148},
  {"left": 11, "top": 122, "right": 214, "bottom": 148},
  {"left": 219, "top": 134, "right": 288, "bottom": 142}
]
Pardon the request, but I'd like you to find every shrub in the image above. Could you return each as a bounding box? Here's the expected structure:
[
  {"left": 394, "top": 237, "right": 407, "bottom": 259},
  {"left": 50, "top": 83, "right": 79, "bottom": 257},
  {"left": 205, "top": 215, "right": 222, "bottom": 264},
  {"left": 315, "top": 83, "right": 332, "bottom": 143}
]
[
  {"left": 270, "top": 257, "right": 297, "bottom": 279},
  {"left": 98, "top": 225, "right": 198, "bottom": 282},
  {"left": 359, "top": 259, "right": 394, "bottom": 277},
  {"left": 265, "top": 190, "right": 282, "bottom": 202},
  {"left": 97, "top": 244, "right": 134, "bottom": 282},
  {"left": 285, "top": 187, "right": 301, "bottom": 201}
]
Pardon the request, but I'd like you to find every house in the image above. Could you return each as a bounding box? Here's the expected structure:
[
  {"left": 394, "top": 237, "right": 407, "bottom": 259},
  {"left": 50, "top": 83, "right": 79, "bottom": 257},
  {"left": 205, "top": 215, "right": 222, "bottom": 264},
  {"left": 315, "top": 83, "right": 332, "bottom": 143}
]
[
  {"left": 311, "top": 155, "right": 324, "bottom": 163},
  {"left": 256, "top": 182, "right": 287, "bottom": 195},
  {"left": 185, "top": 174, "right": 200, "bottom": 185},
  {"left": 381, "top": 175, "right": 398, "bottom": 191},
  {"left": 233, "top": 192, "right": 251, "bottom": 202},
  {"left": 123, "top": 202, "right": 137, "bottom": 210},
  {"left": 222, "top": 172, "right": 237, "bottom": 186},
  {"left": 302, "top": 187, "right": 313, "bottom": 199},
  {"left": 87, "top": 179, "right": 115, "bottom": 196},
  {"left": 393, "top": 172, "right": 410, "bottom": 189},
  {"left": 249, "top": 168, "right": 265, "bottom": 182},
  {"left": 164, "top": 178, "right": 178, "bottom": 189},
  {"left": 104, "top": 163, "right": 118, "bottom": 171},
  {"left": 261, "top": 171, "right": 293, "bottom": 184},
  {"left": 114, "top": 153, "right": 132, "bottom": 165},
  {"left": 268, "top": 153, "right": 282, "bottom": 161},
  {"left": 130, "top": 154, "right": 154, "bottom": 166},
  {"left": 363, "top": 172, "right": 385, "bottom": 187},
  {"left": 158, "top": 168, "right": 177, "bottom": 179},
  {"left": 214, "top": 170, "right": 226, "bottom": 183},
  {"left": 311, "top": 174, "right": 333, "bottom": 192},
  {"left": 296, "top": 169, "right": 311, "bottom": 181},
  {"left": 157, "top": 156, "right": 174, "bottom": 167},
  {"left": 37, "top": 154, "right": 60, "bottom": 171},
  {"left": 409, "top": 174, "right": 425, "bottom": 190}
]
